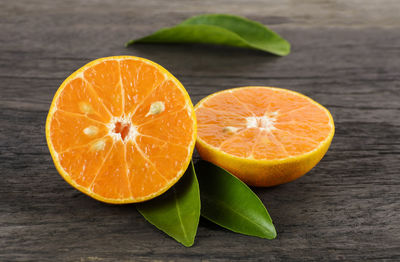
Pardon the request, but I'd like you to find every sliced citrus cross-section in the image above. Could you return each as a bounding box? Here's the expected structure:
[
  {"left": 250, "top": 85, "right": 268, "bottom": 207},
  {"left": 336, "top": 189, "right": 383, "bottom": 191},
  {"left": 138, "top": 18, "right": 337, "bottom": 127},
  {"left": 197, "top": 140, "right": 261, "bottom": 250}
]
[
  {"left": 195, "top": 86, "right": 334, "bottom": 187},
  {"left": 46, "top": 56, "right": 196, "bottom": 203}
]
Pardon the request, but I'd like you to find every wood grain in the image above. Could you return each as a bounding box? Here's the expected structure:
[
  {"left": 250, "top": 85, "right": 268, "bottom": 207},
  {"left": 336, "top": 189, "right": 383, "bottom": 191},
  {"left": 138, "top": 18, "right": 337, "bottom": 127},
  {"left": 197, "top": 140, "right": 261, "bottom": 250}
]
[{"left": 1, "top": 0, "right": 399, "bottom": 261}]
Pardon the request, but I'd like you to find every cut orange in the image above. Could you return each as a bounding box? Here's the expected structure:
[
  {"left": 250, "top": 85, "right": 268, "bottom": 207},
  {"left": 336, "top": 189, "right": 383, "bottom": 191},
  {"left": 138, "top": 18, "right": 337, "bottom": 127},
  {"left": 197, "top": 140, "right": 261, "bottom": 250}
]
[
  {"left": 195, "top": 86, "right": 334, "bottom": 187},
  {"left": 46, "top": 56, "right": 196, "bottom": 203}
]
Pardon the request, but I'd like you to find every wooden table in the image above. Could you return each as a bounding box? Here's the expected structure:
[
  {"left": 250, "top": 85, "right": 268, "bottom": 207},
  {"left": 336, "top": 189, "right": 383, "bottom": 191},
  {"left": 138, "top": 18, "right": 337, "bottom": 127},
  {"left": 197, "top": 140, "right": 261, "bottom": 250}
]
[{"left": 1, "top": 0, "right": 399, "bottom": 261}]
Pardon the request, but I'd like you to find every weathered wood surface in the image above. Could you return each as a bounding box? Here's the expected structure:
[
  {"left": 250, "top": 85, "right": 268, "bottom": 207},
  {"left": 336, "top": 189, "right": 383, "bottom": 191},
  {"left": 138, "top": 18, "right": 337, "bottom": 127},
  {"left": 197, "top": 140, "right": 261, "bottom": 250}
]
[{"left": 1, "top": 0, "right": 400, "bottom": 261}]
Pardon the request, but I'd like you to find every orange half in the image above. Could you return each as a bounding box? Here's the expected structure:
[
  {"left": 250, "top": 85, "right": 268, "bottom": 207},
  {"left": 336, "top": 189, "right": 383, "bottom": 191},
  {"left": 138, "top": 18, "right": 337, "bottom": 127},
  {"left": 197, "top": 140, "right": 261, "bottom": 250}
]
[
  {"left": 46, "top": 56, "right": 196, "bottom": 203},
  {"left": 195, "top": 86, "right": 334, "bottom": 186}
]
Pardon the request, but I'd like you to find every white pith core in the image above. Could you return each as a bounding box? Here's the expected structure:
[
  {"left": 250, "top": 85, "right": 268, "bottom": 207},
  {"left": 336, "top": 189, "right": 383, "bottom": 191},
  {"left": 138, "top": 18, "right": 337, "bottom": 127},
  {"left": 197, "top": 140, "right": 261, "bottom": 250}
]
[
  {"left": 125, "top": 125, "right": 138, "bottom": 141},
  {"left": 245, "top": 114, "right": 277, "bottom": 131},
  {"left": 106, "top": 116, "right": 138, "bottom": 143}
]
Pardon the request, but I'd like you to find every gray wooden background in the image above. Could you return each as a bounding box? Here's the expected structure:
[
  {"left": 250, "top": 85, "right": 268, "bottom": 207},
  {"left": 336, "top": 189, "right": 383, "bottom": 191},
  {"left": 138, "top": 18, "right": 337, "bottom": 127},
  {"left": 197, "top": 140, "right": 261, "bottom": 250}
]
[{"left": 1, "top": 0, "right": 399, "bottom": 261}]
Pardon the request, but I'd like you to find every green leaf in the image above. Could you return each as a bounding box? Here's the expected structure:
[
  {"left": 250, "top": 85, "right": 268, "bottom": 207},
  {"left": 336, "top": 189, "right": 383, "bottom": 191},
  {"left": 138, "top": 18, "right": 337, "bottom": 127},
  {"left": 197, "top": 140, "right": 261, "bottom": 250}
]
[
  {"left": 126, "top": 14, "right": 290, "bottom": 56},
  {"left": 137, "top": 161, "right": 200, "bottom": 247},
  {"left": 195, "top": 161, "right": 276, "bottom": 239}
]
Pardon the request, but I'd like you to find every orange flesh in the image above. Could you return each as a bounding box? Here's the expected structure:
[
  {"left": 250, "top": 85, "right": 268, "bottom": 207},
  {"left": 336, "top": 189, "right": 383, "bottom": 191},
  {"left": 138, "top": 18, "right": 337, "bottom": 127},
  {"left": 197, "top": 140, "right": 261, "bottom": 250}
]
[
  {"left": 47, "top": 57, "right": 195, "bottom": 202},
  {"left": 196, "top": 87, "right": 333, "bottom": 159}
]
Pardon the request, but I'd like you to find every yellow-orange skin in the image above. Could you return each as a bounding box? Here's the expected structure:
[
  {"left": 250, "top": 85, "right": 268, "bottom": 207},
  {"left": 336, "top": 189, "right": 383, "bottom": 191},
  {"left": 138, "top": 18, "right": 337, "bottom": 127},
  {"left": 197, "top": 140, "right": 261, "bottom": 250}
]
[
  {"left": 195, "top": 86, "right": 335, "bottom": 187},
  {"left": 46, "top": 56, "right": 197, "bottom": 203}
]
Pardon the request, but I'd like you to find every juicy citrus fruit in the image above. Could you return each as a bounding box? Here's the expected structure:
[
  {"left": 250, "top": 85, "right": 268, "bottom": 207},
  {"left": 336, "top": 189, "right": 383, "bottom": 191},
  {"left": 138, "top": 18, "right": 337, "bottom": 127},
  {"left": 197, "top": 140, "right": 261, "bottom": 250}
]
[
  {"left": 195, "top": 86, "right": 334, "bottom": 187},
  {"left": 46, "top": 56, "right": 196, "bottom": 203}
]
